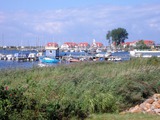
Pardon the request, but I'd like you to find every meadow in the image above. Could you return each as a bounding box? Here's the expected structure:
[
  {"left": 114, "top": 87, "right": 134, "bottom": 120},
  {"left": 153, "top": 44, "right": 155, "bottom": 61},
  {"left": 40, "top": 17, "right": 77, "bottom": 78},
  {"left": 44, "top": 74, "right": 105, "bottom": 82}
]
[{"left": 0, "top": 57, "right": 160, "bottom": 119}]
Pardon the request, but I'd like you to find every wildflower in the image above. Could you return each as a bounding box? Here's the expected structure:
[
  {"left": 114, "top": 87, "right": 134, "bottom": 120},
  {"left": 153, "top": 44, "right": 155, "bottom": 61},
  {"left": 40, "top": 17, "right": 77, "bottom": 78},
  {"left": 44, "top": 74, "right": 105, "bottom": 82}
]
[{"left": 5, "top": 86, "right": 8, "bottom": 90}]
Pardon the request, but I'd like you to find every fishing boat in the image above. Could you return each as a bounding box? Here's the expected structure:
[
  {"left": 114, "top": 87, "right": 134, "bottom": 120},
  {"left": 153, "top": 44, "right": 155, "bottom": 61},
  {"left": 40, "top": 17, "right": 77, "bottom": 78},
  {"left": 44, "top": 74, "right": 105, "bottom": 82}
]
[{"left": 39, "top": 42, "right": 60, "bottom": 63}]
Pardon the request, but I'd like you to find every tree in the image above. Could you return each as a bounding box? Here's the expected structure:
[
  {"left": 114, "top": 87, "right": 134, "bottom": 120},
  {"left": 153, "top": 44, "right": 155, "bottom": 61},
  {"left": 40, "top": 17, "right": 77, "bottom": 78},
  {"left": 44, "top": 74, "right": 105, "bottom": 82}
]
[
  {"left": 106, "top": 31, "right": 111, "bottom": 44},
  {"left": 106, "top": 28, "right": 128, "bottom": 46},
  {"left": 106, "top": 31, "right": 111, "bottom": 49}
]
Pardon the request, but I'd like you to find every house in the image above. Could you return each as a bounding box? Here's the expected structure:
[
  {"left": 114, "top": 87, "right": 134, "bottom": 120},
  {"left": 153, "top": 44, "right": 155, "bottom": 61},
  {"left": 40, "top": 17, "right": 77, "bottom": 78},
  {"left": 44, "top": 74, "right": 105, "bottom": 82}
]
[
  {"left": 78, "top": 42, "right": 90, "bottom": 48},
  {"left": 61, "top": 42, "right": 78, "bottom": 49},
  {"left": 95, "top": 42, "right": 103, "bottom": 48},
  {"left": 123, "top": 42, "right": 135, "bottom": 48},
  {"left": 91, "top": 39, "right": 103, "bottom": 48},
  {"left": 123, "top": 40, "right": 155, "bottom": 48},
  {"left": 143, "top": 40, "right": 155, "bottom": 46}
]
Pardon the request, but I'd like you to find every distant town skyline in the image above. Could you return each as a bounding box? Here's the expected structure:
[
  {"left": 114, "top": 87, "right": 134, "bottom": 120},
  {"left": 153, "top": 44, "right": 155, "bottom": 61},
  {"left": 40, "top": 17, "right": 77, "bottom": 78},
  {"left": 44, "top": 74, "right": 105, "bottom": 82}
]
[{"left": 0, "top": 0, "right": 160, "bottom": 46}]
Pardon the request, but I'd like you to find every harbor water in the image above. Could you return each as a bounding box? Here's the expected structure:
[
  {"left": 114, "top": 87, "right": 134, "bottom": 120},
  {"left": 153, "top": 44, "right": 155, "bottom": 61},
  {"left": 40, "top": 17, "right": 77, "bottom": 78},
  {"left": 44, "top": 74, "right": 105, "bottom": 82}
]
[{"left": 0, "top": 49, "right": 131, "bottom": 70}]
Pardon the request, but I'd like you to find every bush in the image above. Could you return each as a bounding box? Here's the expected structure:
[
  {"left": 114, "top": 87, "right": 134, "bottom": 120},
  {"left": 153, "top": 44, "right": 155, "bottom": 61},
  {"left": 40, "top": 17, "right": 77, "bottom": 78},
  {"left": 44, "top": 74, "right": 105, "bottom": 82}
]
[
  {"left": 0, "top": 86, "right": 47, "bottom": 120},
  {"left": 0, "top": 59, "right": 160, "bottom": 119}
]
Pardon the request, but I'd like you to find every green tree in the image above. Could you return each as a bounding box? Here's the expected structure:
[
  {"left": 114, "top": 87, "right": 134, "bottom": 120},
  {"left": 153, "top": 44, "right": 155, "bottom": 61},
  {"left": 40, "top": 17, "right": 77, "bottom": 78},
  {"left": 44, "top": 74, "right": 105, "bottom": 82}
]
[
  {"left": 106, "top": 31, "right": 112, "bottom": 49},
  {"left": 106, "top": 31, "right": 111, "bottom": 44},
  {"left": 107, "top": 28, "right": 128, "bottom": 46}
]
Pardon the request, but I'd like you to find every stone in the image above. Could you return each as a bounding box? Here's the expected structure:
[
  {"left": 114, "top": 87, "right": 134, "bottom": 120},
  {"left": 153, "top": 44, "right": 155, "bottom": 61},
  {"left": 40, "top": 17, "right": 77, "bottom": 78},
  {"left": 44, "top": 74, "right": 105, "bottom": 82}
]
[
  {"left": 152, "top": 102, "right": 160, "bottom": 109},
  {"left": 146, "top": 109, "right": 155, "bottom": 114},
  {"left": 154, "top": 109, "right": 160, "bottom": 114},
  {"left": 140, "top": 103, "right": 151, "bottom": 111},
  {"left": 145, "top": 98, "right": 154, "bottom": 104},
  {"left": 129, "top": 105, "right": 142, "bottom": 113},
  {"left": 153, "top": 94, "right": 160, "bottom": 99},
  {"left": 125, "top": 94, "right": 160, "bottom": 115}
]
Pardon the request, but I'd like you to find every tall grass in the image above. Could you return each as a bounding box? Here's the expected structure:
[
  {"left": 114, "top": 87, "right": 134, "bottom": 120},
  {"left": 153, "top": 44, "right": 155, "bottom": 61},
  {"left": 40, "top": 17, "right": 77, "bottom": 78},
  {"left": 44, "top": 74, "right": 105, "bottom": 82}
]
[{"left": 0, "top": 57, "right": 160, "bottom": 119}]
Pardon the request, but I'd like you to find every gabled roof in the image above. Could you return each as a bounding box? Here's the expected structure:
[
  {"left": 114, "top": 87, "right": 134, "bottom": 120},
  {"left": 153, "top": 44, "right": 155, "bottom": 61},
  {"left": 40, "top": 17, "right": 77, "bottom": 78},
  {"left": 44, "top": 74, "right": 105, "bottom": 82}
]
[{"left": 46, "top": 42, "right": 58, "bottom": 47}]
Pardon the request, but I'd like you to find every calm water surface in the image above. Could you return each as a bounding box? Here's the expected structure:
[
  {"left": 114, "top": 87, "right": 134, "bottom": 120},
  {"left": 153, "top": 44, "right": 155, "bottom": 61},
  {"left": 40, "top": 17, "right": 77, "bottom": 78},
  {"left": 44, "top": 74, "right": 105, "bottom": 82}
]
[{"left": 0, "top": 50, "right": 130, "bottom": 70}]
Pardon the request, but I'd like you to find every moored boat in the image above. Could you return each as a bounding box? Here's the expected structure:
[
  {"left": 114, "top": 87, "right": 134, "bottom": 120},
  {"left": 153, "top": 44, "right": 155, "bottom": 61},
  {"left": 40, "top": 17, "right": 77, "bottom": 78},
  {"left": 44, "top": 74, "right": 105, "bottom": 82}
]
[
  {"left": 28, "top": 53, "right": 37, "bottom": 61},
  {"left": 69, "top": 58, "right": 80, "bottom": 62},
  {"left": 142, "top": 55, "right": 152, "bottom": 58},
  {"left": 39, "top": 56, "right": 59, "bottom": 63},
  {"left": 108, "top": 56, "right": 122, "bottom": 61},
  {"left": 6, "top": 54, "right": 14, "bottom": 60},
  {"left": 130, "top": 50, "right": 160, "bottom": 57}
]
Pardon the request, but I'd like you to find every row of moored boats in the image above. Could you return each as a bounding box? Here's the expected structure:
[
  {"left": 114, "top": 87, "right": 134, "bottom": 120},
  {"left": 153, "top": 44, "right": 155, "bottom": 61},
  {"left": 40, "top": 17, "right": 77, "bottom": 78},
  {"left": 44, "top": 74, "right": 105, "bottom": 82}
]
[{"left": 0, "top": 52, "right": 43, "bottom": 61}]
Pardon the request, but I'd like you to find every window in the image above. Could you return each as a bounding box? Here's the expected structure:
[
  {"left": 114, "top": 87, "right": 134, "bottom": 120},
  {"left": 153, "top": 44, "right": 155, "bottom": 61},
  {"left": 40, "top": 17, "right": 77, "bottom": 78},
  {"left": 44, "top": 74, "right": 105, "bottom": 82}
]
[{"left": 50, "top": 50, "right": 52, "bottom": 54}]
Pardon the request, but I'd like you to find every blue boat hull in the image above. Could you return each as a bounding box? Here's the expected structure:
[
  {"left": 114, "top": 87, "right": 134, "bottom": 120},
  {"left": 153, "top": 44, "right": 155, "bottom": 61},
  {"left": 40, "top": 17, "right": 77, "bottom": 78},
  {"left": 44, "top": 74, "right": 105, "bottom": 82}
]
[{"left": 39, "top": 57, "right": 59, "bottom": 63}]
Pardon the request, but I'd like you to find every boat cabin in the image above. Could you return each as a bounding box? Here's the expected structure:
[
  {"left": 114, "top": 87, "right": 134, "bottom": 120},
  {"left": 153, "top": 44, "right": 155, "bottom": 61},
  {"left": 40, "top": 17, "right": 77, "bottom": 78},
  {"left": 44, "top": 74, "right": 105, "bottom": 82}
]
[
  {"left": 45, "top": 43, "right": 59, "bottom": 58},
  {"left": 45, "top": 48, "right": 59, "bottom": 58}
]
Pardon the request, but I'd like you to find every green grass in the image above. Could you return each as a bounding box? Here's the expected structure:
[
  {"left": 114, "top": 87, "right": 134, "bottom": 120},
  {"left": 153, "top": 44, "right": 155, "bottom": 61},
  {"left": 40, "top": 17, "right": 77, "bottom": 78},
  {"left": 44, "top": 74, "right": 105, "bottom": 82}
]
[
  {"left": 0, "top": 57, "right": 160, "bottom": 119},
  {"left": 84, "top": 113, "right": 160, "bottom": 120}
]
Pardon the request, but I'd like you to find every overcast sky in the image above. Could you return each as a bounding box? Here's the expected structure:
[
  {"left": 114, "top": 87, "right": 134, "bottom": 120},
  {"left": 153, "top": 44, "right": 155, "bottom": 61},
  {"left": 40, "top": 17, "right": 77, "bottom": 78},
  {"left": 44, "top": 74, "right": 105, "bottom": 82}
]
[{"left": 0, "top": 0, "right": 160, "bottom": 46}]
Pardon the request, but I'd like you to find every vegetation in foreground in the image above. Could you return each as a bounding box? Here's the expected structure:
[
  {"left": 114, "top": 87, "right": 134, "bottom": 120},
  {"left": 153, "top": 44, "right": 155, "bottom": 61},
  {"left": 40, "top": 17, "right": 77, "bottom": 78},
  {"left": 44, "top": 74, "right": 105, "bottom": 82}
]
[
  {"left": 83, "top": 113, "right": 160, "bottom": 120},
  {"left": 0, "top": 57, "right": 160, "bottom": 119}
]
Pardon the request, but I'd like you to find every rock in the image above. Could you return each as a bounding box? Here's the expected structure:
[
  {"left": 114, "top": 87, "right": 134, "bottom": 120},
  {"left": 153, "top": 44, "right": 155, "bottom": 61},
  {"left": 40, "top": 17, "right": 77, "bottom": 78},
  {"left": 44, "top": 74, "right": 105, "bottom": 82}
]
[
  {"left": 154, "top": 109, "right": 160, "bottom": 114},
  {"left": 145, "top": 98, "right": 154, "bottom": 104},
  {"left": 124, "top": 94, "right": 160, "bottom": 115},
  {"left": 146, "top": 109, "right": 155, "bottom": 114},
  {"left": 129, "top": 105, "right": 142, "bottom": 113},
  {"left": 140, "top": 102, "right": 152, "bottom": 111},
  {"left": 152, "top": 102, "right": 160, "bottom": 109},
  {"left": 153, "top": 94, "right": 160, "bottom": 100}
]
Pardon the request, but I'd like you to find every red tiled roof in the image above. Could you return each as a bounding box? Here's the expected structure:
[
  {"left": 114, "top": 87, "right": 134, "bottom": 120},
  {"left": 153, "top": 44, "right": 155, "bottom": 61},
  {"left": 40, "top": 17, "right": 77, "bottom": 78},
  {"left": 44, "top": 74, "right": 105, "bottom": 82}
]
[
  {"left": 46, "top": 42, "right": 58, "bottom": 47},
  {"left": 143, "top": 40, "right": 154, "bottom": 45},
  {"left": 95, "top": 42, "right": 103, "bottom": 47},
  {"left": 78, "top": 42, "right": 89, "bottom": 47},
  {"left": 64, "top": 42, "right": 78, "bottom": 47}
]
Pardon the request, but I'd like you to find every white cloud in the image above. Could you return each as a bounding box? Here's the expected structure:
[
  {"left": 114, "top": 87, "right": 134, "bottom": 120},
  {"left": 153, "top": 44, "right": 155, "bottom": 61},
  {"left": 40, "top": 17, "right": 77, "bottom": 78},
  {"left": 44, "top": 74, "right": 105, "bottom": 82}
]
[
  {"left": 34, "top": 22, "right": 63, "bottom": 34},
  {"left": 1, "top": 4, "right": 160, "bottom": 45}
]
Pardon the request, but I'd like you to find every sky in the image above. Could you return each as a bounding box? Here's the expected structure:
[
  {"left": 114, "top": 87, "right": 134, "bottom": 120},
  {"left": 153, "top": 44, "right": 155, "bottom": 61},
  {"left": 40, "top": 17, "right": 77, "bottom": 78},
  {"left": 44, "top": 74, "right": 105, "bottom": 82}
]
[{"left": 0, "top": 0, "right": 160, "bottom": 46}]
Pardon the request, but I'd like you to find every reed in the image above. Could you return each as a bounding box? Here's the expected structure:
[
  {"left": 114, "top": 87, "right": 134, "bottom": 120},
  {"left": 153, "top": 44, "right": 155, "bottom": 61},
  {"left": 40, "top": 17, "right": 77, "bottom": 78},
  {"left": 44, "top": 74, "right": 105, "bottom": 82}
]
[{"left": 0, "top": 57, "right": 160, "bottom": 119}]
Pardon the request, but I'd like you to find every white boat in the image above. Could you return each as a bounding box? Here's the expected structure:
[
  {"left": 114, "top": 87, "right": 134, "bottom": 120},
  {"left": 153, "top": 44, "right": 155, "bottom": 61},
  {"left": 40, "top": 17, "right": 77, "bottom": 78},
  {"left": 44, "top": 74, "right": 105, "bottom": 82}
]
[
  {"left": 96, "top": 48, "right": 102, "bottom": 53},
  {"left": 36, "top": 52, "right": 43, "bottom": 57},
  {"left": 142, "top": 55, "right": 152, "bottom": 58},
  {"left": 95, "top": 53, "right": 105, "bottom": 57},
  {"left": 95, "top": 52, "right": 111, "bottom": 58},
  {"left": 70, "top": 49, "right": 75, "bottom": 52},
  {"left": 130, "top": 50, "right": 160, "bottom": 57},
  {"left": 108, "top": 56, "right": 122, "bottom": 61},
  {"left": 105, "top": 52, "right": 111, "bottom": 58},
  {"left": 28, "top": 53, "right": 37, "bottom": 61},
  {"left": 0, "top": 54, "right": 6, "bottom": 60},
  {"left": 6, "top": 54, "right": 14, "bottom": 60},
  {"left": 38, "top": 63, "right": 49, "bottom": 67}
]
